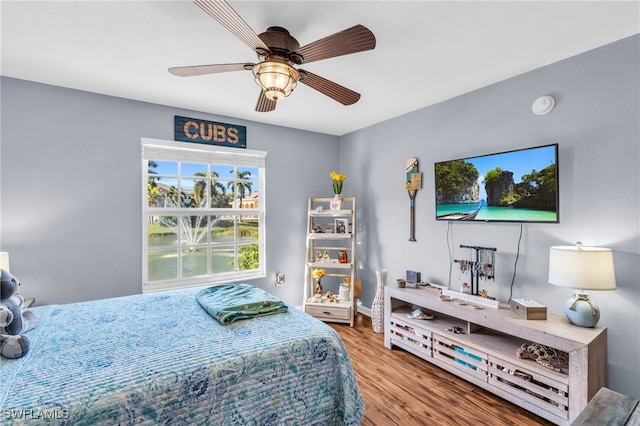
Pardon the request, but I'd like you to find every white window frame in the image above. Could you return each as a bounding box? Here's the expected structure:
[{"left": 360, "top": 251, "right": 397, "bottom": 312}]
[{"left": 141, "top": 137, "right": 266, "bottom": 293}]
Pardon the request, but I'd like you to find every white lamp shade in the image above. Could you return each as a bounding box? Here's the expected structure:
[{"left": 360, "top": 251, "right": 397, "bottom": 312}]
[
  {"left": 0, "top": 252, "right": 9, "bottom": 272},
  {"left": 548, "top": 246, "right": 616, "bottom": 290}
]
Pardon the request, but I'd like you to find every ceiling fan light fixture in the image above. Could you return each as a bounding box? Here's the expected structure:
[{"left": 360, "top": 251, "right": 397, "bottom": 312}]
[{"left": 252, "top": 61, "right": 299, "bottom": 101}]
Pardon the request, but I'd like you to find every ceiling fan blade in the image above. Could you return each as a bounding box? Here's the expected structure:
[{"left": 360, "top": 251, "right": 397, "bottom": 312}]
[
  {"left": 194, "top": 0, "right": 271, "bottom": 54},
  {"left": 168, "top": 62, "right": 253, "bottom": 77},
  {"left": 295, "top": 25, "right": 376, "bottom": 64},
  {"left": 298, "top": 70, "right": 361, "bottom": 106},
  {"left": 255, "top": 91, "right": 276, "bottom": 112}
]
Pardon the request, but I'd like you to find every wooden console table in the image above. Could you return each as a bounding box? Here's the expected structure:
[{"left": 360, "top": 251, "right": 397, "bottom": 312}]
[{"left": 384, "top": 286, "right": 608, "bottom": 425}]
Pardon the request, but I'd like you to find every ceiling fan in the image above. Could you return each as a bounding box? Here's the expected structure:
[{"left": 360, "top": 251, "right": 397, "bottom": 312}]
[{"left": 169, "top": 0, "right": 376, "bottom": 112}]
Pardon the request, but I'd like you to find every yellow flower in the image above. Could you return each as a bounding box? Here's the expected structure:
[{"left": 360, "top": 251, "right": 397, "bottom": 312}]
[
  {"left": 312, "top": 268, "right": 325, "bottom": 280},
  {"left": 330, "top": 171, "right": 346, "bottom": 194},
  {"left": 330, "top": 171, "right": 346, "bottom": 182}
]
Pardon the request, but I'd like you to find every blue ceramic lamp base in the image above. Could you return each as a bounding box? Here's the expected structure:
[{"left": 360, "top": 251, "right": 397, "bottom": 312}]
[{"left": 564, "top": 290, "right": 600, "bottom": 328}]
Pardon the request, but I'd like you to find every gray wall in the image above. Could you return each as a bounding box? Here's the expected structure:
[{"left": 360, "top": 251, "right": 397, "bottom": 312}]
[
  {"left": 1, "top": 34, "right": 638, "bottom": 398},
  {"left": 341, "top": 34, "right": 639, "bottom": 398}
]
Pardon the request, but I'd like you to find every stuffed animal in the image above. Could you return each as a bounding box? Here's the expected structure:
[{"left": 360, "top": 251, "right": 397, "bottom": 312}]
[{"left": 0, "top": 269, "right": 36, "bottom": 359}]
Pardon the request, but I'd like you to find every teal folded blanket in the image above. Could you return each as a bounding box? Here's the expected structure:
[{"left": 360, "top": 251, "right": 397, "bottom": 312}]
[{"left": 197, "top": 283, "right": 288, "bottom": 325}]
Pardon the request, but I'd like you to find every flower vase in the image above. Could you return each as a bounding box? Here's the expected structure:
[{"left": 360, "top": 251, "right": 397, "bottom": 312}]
[
  {"left": 314, "top": 279, "right": 323, "bottom": 297},
  {"left": 371, "top": 268, "right": 387, "bottom": 333},
  {"left": 330, "top": 194, "right": 342, "bottom": 210}
]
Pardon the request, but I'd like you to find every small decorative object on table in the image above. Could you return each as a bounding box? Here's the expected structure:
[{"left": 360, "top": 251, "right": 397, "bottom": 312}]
[
  {"left": 339, "top": 283, "right": 350, "bottom": 301},
  {"left": 312, "top": 268, "right": 325, "bottom": 297},
  {"left": 516, "top": 342, "right": 569, "bottom": 373},
  {"left": 510, "top": 298, "right": 547, "bottom": 320},
  {"left": 329, "top": 171, "right": 346, "bottom": 210},
  {"left": 335, "top": 218, "right": 348, "bottom": 234},
  {"left": 407, "top": 308, "right": 433, "bottom": 320},
  {"left": 338, "top": 250, "right": 348, "bottom": 263},
  {"left": 330, "top": 197, "right": 342, "bottom": 211},
  {"left": 371, "top": 268, "right": 387, "bottom": 333},
  {"left": 326, "top": 291, "right": 340, "bottom": 303}
]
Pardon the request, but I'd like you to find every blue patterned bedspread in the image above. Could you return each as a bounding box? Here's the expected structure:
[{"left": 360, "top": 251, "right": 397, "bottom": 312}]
[{"left": 0, "top": 286, "right": 364, "bottom": 425}]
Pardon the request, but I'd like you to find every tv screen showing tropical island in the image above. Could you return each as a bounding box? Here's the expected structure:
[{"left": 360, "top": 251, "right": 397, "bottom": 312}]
[{"left": 434, "top": 144, "right": 558, "bottom": 222}]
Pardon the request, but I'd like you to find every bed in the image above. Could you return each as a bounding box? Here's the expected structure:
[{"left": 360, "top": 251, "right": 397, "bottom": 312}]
[{"left": 1, "top": 285, "right": 364, "bottom": 425}]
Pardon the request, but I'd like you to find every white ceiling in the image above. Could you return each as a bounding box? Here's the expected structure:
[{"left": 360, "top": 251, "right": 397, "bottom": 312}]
[{"left": 1, "top": 1, "right": 638, "bottom": 136}]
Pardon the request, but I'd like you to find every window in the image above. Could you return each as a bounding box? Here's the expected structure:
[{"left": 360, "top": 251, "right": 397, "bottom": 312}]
[{"left": 141, "top": 138, "right": 266, "bottom": 292}]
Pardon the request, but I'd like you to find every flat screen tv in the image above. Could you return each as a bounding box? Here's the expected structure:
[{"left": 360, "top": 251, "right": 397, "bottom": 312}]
[{"left": 434, "top": 143, "right": 558, "bottom": 223}]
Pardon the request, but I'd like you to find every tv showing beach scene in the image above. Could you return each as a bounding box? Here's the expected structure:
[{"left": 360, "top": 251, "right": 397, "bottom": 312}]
[{"left": 434, "top": 144, "right": 558, "bottom": 223}]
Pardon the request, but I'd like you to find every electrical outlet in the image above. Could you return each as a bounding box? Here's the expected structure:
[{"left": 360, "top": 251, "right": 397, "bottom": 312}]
[{"left": 276, "top": 273, "right": 285, "bottom": 286}]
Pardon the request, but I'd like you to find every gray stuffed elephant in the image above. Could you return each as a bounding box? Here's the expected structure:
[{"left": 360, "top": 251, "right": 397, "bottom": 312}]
[{"left": 0, "top": 269, "right": 36, "bottom": 359}]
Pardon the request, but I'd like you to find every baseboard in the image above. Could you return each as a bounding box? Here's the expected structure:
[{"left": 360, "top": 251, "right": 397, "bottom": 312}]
[{"left": 358, "top": 305, "right": 371, "bottom": 317}]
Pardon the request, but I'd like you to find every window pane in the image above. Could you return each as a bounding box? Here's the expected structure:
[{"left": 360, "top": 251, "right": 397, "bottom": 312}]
[
  {"left": 211, "top": 245, "right": 235, "bottom": 273},
  {"left": 234, "top": 183, "right": 255, "bottom": 201},
  {"left": 156, "top": 179, "right": 179, "bottom": 208},
  {"left": 148, "top": 191, "right": 163, "bottom": 208},
  {"left": 181, "top": 163, "right": 207, "bottom": 177},
  {"left": 210, "top": 179, "right": 230, "bottom": 208},
  {"left": 212, "top": 164, "right": 233, "bottom": 177},
  {"left": 238, "top": 217, "right": 259, "bottom": 243},
  {"left": 229, "top": 167, "right": 257, "bottom": 208},
  {"left": 218, "top": 179, "right": 234, "bottom": 206},
  {"left": 148, "top": 216, "right": 177, "bottom": 247},
  {"left": 180, "top": 215, "right": 209, "bottom": 249},
  {"left": 147, "top": 161, "right": 161, "bottom": 208},
  {"left": 238, "top": 243, "right": 260, "bottom": 271},
  {"left": 148, "top": 249, "right": 177, "bottom": 281},
  {"left": 153, "top": 161, "right": 178, "bottom": 176},
  {"left": 238, "top": 192, "right": 259, "bottom": 209},
  {"left": 180, "top": 179, "right": 207, "bottom": 208},
  {"left": 195, "top": 178, "right": 209, "bottom": 208},
  {"left": 212, "top": 216, "right": 234, "bottom": 243},
  {"left": 182, "top": 248, "right": 208, "bottom": 278},
  {"left": 237, "top": 166, "right": 257, "bottom": 178}
]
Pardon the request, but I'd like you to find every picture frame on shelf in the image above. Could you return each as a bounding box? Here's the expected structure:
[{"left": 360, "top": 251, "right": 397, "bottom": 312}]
[{"left": 335, "top": 218, "right": 348, "bottom": 234}]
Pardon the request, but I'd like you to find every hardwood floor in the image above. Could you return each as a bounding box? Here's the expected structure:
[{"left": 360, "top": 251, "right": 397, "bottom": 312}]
[{"left": 329, "top": 314, "right": 555, "bottom": 426}]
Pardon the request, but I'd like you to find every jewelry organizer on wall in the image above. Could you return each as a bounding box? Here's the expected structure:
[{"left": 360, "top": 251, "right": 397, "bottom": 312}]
[{"left": 454, "top": 245, "right": 496, "bottom": 296}]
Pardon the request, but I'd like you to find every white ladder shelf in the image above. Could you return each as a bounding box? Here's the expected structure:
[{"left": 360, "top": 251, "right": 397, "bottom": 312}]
[{"left": 303, "top": 197, "right": 357, "bottom": 326}]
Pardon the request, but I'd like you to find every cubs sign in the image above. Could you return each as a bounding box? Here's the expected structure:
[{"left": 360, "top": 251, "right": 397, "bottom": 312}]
[{"left": 174, "top": 115, "right": 246, "bottom": 148}]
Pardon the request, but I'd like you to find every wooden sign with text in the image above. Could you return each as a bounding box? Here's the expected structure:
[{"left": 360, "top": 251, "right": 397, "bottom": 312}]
[{"left": 174, "top": 116, "right": 246, "bottom": 148}]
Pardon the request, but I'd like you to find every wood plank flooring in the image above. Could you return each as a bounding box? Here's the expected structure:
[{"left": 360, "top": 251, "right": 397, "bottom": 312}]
[{"left": 329, "top": 314, "right": 555, "bottom": 426}]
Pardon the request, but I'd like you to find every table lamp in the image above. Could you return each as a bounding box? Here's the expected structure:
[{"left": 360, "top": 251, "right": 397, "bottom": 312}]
[
  {"left": 548, "top": 243, "right": 616, "bottom": 328},
  {"left": 0, "top": 252, "right": 9, "bottom": 272}
]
